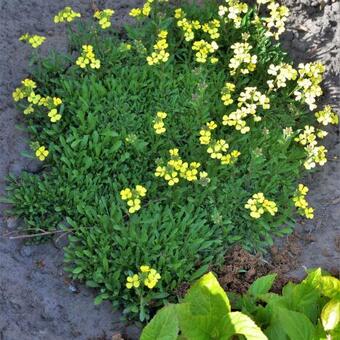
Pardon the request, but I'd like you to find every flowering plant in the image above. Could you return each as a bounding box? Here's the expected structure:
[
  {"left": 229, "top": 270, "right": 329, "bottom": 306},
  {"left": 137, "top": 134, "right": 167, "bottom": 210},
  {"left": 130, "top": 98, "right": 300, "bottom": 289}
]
[{"left": 7, "top": 0, "right": 338, "bottom": 321}]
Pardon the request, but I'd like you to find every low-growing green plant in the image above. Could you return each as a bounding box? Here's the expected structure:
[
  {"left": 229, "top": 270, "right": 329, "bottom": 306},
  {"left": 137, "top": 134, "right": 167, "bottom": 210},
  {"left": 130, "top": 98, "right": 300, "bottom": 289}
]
[
  {"left": 5, "top": 0, "right": 338, "bottom": 320},
  {"left": 142, "top": 269, "right": 340, "bottom": 339}
]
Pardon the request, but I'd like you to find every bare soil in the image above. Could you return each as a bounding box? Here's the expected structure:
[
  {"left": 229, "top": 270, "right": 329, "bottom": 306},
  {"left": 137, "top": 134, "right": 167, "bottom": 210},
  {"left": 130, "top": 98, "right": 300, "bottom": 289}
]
[{"left": 0, "top": 0, "right": 339, "bottom": 339}]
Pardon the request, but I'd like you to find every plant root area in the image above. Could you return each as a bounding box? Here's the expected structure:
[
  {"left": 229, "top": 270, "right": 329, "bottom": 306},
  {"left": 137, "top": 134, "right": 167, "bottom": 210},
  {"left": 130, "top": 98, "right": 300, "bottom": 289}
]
[{"left": 0, "top": 0, "right": 339, "bottom": 339}]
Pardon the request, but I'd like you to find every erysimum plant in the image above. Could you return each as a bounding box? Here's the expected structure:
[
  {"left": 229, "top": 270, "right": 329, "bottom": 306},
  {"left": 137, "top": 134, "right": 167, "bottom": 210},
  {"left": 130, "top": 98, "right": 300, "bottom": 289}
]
[{"left": 5, "top": 0, "right": 338, "bottom": 320}]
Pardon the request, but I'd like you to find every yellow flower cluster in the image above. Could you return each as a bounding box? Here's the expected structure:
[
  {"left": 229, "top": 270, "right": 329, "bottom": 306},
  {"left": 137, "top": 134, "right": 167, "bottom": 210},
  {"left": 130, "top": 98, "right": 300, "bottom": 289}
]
[
  {"left": 19, "top": 33, "right": 45, "bottom": 48},
  {"left": 199, "top": 121, "right": 240, "bottom": 165},
  {"left": 262, "top": 2, "right": 289, "bottom": 40},
  {"left": 76, "top": 45, "right": 101, "bottom": 69},
  {"left": 13, "top": 79, "right": 63, "bottom": 122},
  {"left": 12, "top": 79, "right": 37, "bottom": 102},
  {"left": 146, "top": 31, "right": 170, "bottom": 65},
  {"left": 315, "top": 106, "right": 339, "bottom": 126},
  {"left": 223, "top": 87, "right": 270, "bottom": 133},
  {"left": 229, "top": 38, "right": 257, "bottom": 75},
  {"left": 292, "top": 184, "right": 314, "bottom": 219},
  {"left": 155, "top": 149, "right": 201, "bottom": 185},
  {"left": 294, "top": 62, "right": 325, "bottom": 111},
  {"left": 54, "top": 6, "right": 81, "bottom": 23},
  {"left": 39, "top": 96, "right": 63, "bottom": 123},
  {"left": 207, "top": 139, "right": 229, "bottom": 159},
  {"left": 221, "top": 82, "right": 236, "bottom": 106},
  {"left": 267, "top": 63, "right": 297, "bottom": 90},
  {"left": 120, "top": 185, "right": 147, "bottom": 213},
  {"left": 295, "top": 125, "right": 328, "bottom": 170},
  {"left": 218, "top": 0, "right": 248, "bottom": 29},
  {"left": 126, "top": 265, "right": 161, "bottom": 290},
  {"left": 153, "top": 111, "right": 167, "bottom": 134},
  {"left": 35, "top": 146, "right": 49, "bottom": 161},
  {"left": 192, "top": 40, "right": 218, "bottom": 64},
  {"left": 245, "top": 192, "right": 278, "bottom": 219},
  {"left": 130, "top": 0, "right": 157, "bottom": 18},
  {"left": 199, "top": 120, "right": 217, "bottom": 145},
  {"left": 175, "top": 8, "right": 201, "bottom": 41},
  {"left": 202, "top": 19, "right": 221, "bottom": 39},
  {"left": 94, "top": 9, "right": 115, "bottom": 29}
]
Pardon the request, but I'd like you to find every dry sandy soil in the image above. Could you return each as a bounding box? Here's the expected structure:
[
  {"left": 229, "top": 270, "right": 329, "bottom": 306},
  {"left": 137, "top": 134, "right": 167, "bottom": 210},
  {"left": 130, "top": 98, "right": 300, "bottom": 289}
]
[{"left": 0, "top": 0, "right": 339, "bottom": 339}]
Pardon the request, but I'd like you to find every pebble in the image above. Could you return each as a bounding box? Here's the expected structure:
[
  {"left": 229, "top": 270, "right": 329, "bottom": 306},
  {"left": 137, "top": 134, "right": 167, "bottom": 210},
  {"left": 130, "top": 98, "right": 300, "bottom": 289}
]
[
  {"left": 291, "top": 38, "right": 308, "bottom": 52},
  {"left": 6, "top": 217, "right": 18, "bottom": 229},
  {"left": 20, "top": 245, "right": 33, "bottom": 257}
]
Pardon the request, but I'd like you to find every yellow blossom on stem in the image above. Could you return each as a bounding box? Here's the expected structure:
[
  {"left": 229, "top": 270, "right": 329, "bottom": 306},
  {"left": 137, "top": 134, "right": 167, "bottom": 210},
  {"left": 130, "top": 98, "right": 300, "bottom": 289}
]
[
  {"left": 144, "top": 269, "right": 161, "bottom": 289},
  {"left": 218, "top": 0, "right": 248, "bottom": 29},
  {"left": 19, "top": 33, "right": 46, "bottom": 48},
  {"left": 35, "top": 146, "right": 49, "bottom": 161},
  {"left": 153, "top": 111, "right": 167, "bottom": 134},
  {"left": 147, "top": 31, "right": 170, "bottom": 65},
  {"left": 245, "top": 192, "right": 278, "bottom": 219},
  {"left": 315, "top": 106, "right": 338, "bottom": 126},
  {"left": 292, "top": 184, "right": 314, "bottom": 219},
  {"left": 94, "top": 9, "right": 115, "bottom": 29},
  {"left": 54, "top": 6, "right": 81, "bottom": 23},
  {"left": 120, "top": 185, "right": 147, "bottom": 213},
  {"left": 76, "top": 45, "right": 101, "bottom": 69},
  {"left": 126, "top": 274, "right": 140, "bottom": 289}
]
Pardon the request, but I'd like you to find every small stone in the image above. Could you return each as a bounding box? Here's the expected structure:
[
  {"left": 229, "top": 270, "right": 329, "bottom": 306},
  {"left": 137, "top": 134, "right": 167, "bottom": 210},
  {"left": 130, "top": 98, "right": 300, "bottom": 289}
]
[
  {"left": 20, "top": 245, "right": 33, "bottom": 257},
  {"left": 124, "top": 325, "right": 142, "bottom": 340},
  {"left": 6, "top": 217, "right": 18, "bottom": 229},
  {"left": 292, "top": 38, "right": 308, "bottom": 52}
]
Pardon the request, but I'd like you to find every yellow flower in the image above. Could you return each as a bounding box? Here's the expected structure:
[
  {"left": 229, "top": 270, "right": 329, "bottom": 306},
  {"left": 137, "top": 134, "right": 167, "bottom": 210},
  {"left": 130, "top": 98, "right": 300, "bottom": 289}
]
[
  {"left": 153, "top": 112, "right": 168, "bottom": 134},
  {"left": 120, "top": 188, "right": 133, "bottom": 200},
  {"left": 48, "top": 109, "right": 62, "bottom": 123},
  {"left": 126, "top": 274, "right": 140, "bottom": 289},
  {"left": 120, "top": 185, "right": 146, "bottom": 213},
  {"left": 35, "top": 146, "right": 49, "bottom": 161},
  {"left": 135, "top": 185, "right": 147, "bottom": 197},
  {"left": 144, "top": 269, "right": 161, "bottom": 289},
  {"left": 140, "top": 265, "right": 150, "bottom": 273},
  {"left": 19, "top": 33, "right": 46, "bottom": 48},
  {"left": 54, "top": 6, "right": 81, "bottom": 23},
  {"left": 245, "top": 193, "right": 277, "bottom": 219},
  {"left": 12, "top": 88, "right": 25, "bottom": 102},
  {"left": 23, "top": 104, "right": 34, "bottom": 115},
  {"left": 147, "top": 31, "right": 170, "bottom": 66},
  {"left": 76, "top": 45, "right": 100, "bottom": 70},
  {"left": 293, "top": 184, "right": 314, "bottom": 219},
  {"left": 129, "top": 8, "right": 142, "bottom": 17},
  {"left": 315, "top": 106, "right": 338, "bottom": 126},
  {"left": 94, "top": 9, "right": 115, "bottom": 29}
]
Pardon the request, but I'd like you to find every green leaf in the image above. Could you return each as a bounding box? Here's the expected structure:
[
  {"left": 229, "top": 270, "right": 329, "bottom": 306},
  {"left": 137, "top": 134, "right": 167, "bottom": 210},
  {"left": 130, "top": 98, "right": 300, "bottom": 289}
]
[
  {"left": 72, "top": 267, "right": 83, "bottom": 274},
  {"left": 141, "top": 305, "right": 179, "bottom": 340},
  {"left": 248, "top": 274, "right": 277, "bottom": 298},
  {"left": 321, "top": 299, "right": 340, "bottom": 331},
  {"left": 94, "top": 293, "right": 109, "bottom": 305},
  {"left": 190, "top": 264, "right": 210, "bottom": 281},
  {"left": 319, "top": 276, "right": 340, "bottom": 299},
  {"left": 276, "top": 307, "right": 315, "bottom": 340},
  {"left": 227, "top": 311, "right": 268, "bottom": 340},
  {"left": 183, "top": 272, "right": 231, "bottom": 315}
]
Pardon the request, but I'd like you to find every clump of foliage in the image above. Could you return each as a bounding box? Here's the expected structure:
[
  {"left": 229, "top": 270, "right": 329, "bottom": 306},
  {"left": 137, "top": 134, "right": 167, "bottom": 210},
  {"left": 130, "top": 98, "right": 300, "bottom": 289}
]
[
  {"left": 142, "top": 269, "right": 340, "bottom": 339},
  {"left": 6, "top": 0, "right": 338, "bottom": 320}
]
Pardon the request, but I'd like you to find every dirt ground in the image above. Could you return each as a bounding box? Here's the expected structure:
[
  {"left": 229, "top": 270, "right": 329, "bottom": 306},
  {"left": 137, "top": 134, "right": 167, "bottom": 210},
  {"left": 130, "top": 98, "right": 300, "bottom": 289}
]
[{"left": 0, "top": 0, "right": 339, "bottom": 339}]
